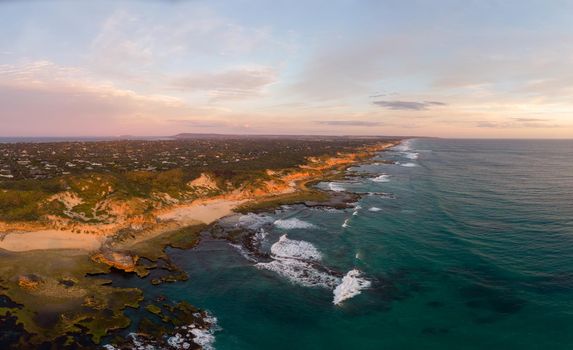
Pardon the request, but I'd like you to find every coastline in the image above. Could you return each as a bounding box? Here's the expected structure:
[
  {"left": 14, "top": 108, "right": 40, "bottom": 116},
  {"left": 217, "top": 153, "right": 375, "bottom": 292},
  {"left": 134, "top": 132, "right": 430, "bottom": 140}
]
[{"left": 0, "top": 140, "right": 400, "bottom": 348}]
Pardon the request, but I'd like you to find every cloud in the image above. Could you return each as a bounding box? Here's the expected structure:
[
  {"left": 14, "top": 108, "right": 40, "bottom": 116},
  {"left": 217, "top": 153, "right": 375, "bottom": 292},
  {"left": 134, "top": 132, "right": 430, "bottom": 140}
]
[
  {"left": 89, "top": 9, "right": 275, "bottom": 81},
  {"left": 475, "top": 120, "right": 560, "bottom": 129},
  {"left": 315, "top": 120, "right": 382, "bottom": 126},
  {"left": 511, "top": 117, "right": 548, "bottom": 122},
  {"left": 0, "top": 61, "right": 217, "bottom": 135},
  {"left": 373, "top": 100, "right": 446, "bottom": 111},
  {"left": 171, "top": 66, "right": 277, "bottom": 100}
]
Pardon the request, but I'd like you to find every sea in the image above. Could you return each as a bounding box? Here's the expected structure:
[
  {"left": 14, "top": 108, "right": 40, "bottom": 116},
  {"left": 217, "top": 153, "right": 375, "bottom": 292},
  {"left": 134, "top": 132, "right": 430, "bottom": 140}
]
[{"left": 107, "top": 138, "right": 573, "bottom": 349}]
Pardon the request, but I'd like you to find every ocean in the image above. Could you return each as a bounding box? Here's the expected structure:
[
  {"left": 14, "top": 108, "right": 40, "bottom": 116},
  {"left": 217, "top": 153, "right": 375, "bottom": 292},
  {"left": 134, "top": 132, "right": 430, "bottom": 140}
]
[{"left": 108, "top": 139, "right": 573, "bottom": 349}]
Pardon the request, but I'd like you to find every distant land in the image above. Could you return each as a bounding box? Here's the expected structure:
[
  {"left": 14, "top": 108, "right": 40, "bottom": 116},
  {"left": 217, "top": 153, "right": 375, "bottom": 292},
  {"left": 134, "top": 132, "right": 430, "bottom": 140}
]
[{"left": 0, "top": 133, "right": 423, "bottom": 144}]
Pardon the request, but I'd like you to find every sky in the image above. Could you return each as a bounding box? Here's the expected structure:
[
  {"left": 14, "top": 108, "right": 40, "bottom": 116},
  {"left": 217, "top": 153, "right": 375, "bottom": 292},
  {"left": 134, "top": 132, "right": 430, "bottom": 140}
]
[{"left": 1, "top": 0, "right": 572, "bottom": 138}]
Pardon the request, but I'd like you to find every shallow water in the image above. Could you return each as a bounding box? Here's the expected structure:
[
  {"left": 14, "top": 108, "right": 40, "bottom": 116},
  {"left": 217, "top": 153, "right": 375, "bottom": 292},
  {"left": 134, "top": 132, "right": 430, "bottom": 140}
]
[{"left": 113, "top": 139, "right": 573, "bottom": 349}]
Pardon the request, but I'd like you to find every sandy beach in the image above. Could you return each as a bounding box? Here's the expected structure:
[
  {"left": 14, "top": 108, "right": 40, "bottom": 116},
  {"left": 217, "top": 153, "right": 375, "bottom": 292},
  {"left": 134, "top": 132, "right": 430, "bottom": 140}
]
[
  {"left": 157, "top": 198, "right": 244, "bottom": 225},
  {"left": 0, "top": 230, "right": 105, "bottom": 252},
  {"left": 0, "top": 198, "right": 244, "bottom": 253}
]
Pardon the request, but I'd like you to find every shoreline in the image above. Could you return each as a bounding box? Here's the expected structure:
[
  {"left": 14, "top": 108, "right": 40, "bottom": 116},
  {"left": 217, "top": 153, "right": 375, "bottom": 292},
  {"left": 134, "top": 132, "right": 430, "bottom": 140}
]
[{"left": 0, "top": 141, "right": 400, "bottom": 254}]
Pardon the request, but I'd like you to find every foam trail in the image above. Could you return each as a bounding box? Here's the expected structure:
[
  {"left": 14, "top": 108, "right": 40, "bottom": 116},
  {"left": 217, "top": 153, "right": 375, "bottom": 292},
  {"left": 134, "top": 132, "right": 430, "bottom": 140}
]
[
  {"left": 368, "top": 207, "right": 382, "bottom": 212},
  {"left": 256, "top": 259, "right": 339, "bottom": 288},
  {"left": 333, "top": 269, "right": 371, "bottom": 305},
  {"left": 400, "top": 162, "right": 417, "bottom": 167},
  {"left": 274, "top": 218, "right": 316, "bottom": 230}
]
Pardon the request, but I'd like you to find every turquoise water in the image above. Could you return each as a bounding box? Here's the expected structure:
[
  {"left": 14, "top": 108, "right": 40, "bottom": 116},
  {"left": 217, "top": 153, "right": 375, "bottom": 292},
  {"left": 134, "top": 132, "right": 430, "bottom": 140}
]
[{"left": 116, "top": 139, "right": 573, "bottom": 349}]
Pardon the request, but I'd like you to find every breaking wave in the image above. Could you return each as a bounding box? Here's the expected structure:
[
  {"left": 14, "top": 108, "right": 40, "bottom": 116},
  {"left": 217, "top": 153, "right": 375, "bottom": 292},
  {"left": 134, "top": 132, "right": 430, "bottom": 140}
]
[
  {"left": 333, "top": 269, "right": 371, "bottom": 305},
  {"left": 400, "top": 162, "right": 417, "bottom": 167},
  {"left": 273, "top": 218, "right": 317, "bottom": 230},
  {"left": 269, "top": 234, "right": 321, "bottom": 261},
  {"left": 371, "top": 174, "right": 390, "bottom": 182},
  {"left": 368, "top": 207, "right": 382, "bottom": 212},
  {"left": 256, "top": 235, "right": 339, "bottom": 288}
]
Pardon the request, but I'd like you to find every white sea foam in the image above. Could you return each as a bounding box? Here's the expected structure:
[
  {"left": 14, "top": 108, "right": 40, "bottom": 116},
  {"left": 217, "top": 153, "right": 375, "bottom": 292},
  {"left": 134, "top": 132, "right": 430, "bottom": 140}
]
[
  {"left": 368, "top": 207, "right": 382, "bottom": 212},
  {"left": 190, "top": 313, "right": 219, "bottom": 350},
  {"left": 270, "top": 234, "right": 321, "bottom": 261},
  {"left": 255, "top": 228, "right": 268, "bottom": 241},
  {"left": 190, "top": 328, "right": 215, "bottom": 349},
  {"left": 328, "top": 182, "right": 345, "bottom": 192},
  {"left": 256, "top": 259, "right": 339, "bottom": 288},
  {"left": 333, "top": 269, "right": 372, "bottom": 305},
  {"left": 342, "top": 218, "right": 350, "bottom": 228},
  {"left": 371, "top": 174, "right": 390, "bottom": 182},
  {"left": 393, "top": 140, "right": 411, "bottom": 152},
  {"left": 256, "top": 235, "right": 340, "bottom": 288},
  {"left": 400, "top": 162, "right": 417, "bottom": 167},
  {"left": 273, "top": 218, "right": 316, "bottom": 230},
  {"left": 104, "top": 311, "right": 220, "bottom": 350},
  {"left": 167, "top": 333, "right": 189, "bottom": 349},
  {"left": 403, "top": 152, "right": 419, "bottom": 160},
  {"left": 352, "top": 211, "right": 359, "bottom": 216},
  {"left": 238, "top": 213, "right": 274, "bottom": 230}
]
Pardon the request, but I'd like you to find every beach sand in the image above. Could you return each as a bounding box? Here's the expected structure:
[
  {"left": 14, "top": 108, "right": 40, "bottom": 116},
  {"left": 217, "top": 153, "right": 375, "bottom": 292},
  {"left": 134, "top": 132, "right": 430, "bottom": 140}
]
[
  {"left": 0, "top": 198, "right": 244, "bottom": 252},
  {"left": 0, "top": 230, "right": 105, "bottom": 252},
  {"left": 157, "top": 198, "right": 244, "bottom": 225}
]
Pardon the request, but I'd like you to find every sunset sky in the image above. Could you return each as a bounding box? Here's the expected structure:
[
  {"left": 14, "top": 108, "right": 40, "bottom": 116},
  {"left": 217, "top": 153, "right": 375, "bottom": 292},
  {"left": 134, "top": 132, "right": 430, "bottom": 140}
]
[{"left": 1, "top": 0, "right": 572, "bottom": 138}]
